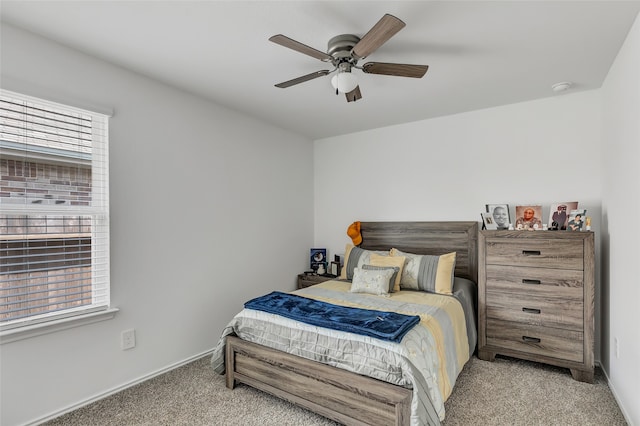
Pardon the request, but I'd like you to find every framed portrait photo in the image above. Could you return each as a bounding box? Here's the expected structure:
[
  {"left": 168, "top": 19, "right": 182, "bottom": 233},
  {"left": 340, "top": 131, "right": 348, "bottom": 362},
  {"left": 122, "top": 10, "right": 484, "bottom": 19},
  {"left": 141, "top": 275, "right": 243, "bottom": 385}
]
[
  {"left": 485, "top": 204, "right": 510, "bottom": 230},
  {"left": 514, "top": 205, "right": 543, "bottom": 230},
  {"left": 567, "top": 209, "right": 587, "bottom": 231},
  {"left": 548, "top": 201, "right": 578, "bottom": 230}
]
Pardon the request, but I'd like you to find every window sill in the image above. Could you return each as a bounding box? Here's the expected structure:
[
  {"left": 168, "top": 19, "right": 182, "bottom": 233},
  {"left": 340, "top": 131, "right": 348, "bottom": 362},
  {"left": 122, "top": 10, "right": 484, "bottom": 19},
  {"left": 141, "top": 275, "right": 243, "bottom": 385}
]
[{"left": 0, "top": 308, "right": 119, "bottom": 344}]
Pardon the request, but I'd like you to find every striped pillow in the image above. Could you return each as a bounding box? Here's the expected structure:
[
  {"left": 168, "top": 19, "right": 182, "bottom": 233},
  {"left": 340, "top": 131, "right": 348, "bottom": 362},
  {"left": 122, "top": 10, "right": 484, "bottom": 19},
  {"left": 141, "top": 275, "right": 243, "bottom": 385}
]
[
  {"left": 390, "top": 249, "right": 457, "bottom": 295},
  {"left": 340, "top": 244, "right": 389, "bottom": 280}
]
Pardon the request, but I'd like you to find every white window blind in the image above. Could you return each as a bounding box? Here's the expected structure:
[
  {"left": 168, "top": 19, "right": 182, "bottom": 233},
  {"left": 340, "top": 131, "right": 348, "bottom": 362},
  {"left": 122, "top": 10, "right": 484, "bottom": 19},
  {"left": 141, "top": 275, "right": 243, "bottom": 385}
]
[{"left": 0, "top": 89, "right": 110, "bottom": 329}]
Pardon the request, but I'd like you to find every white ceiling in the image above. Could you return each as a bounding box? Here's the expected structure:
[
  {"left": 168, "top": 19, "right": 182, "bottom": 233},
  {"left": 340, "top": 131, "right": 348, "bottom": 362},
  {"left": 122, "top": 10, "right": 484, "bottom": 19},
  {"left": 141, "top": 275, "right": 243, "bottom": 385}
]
[{"left": 2, "top": 1, "right": 639, "bottom": 140}]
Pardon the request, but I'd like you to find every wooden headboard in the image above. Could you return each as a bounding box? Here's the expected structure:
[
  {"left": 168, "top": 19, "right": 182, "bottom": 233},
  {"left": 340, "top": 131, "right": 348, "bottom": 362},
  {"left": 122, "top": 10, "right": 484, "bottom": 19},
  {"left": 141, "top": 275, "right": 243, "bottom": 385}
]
[{"left": 358, "top": 221, "right": 479, "bottom": 283}]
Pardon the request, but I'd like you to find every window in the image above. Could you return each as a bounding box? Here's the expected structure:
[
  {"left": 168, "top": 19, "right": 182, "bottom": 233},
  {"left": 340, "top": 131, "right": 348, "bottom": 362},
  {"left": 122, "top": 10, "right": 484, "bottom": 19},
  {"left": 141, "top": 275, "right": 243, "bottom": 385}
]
[{"left": 0, "top": 89, "right": 110, "bottom": 331}]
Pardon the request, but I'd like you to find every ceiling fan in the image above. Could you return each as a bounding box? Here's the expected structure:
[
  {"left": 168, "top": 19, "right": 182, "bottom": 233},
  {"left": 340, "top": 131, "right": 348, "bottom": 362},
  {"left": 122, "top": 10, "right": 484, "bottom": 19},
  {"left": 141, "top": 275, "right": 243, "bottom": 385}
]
[{"left": 269, "top": 14, "right": 429, "bottom": 102}]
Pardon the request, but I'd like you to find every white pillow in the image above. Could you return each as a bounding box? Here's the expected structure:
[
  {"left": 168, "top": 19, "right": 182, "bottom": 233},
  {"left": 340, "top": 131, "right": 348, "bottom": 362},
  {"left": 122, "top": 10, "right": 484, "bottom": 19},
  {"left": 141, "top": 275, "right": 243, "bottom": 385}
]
[
  {"left": 349, "top": 267, "right": 395, "bottom": 296},
  {"left": 361, "top": 264, "right": 400, "bottom": 293}
]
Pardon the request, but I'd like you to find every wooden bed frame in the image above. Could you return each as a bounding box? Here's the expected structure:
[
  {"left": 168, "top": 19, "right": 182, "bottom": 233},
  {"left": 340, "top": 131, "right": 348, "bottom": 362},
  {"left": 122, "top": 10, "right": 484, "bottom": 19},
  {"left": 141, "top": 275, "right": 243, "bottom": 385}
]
[{"left": 225, "top": 221, "right": 479, "bottom": 426}]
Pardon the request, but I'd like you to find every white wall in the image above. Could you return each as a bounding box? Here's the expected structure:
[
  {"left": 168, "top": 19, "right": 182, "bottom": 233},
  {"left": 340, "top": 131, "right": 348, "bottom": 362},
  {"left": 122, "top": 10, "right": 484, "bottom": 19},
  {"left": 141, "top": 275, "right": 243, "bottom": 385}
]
[
  {"left": 601, "top": 12, "right": 640, "bottom": 425},
  {"left": 0, "top": 24, "right": 314, "bottom": 426},
  {"left": 315, "top": 91, "right": 602, "bottom": 253}
]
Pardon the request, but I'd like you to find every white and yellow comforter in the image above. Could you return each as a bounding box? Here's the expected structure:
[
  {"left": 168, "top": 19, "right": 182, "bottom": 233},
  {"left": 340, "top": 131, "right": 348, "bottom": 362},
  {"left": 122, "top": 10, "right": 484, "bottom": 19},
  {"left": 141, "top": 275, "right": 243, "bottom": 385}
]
[{"left": 211, "top": 280, "right": 471, "bottom": 425}]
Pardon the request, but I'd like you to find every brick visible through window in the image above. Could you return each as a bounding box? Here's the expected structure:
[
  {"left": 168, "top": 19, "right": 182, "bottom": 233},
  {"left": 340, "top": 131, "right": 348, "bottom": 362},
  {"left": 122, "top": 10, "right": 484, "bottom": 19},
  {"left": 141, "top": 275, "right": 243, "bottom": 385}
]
[{"left": 0, "top": 89, "right": 110, "bottom": 328}]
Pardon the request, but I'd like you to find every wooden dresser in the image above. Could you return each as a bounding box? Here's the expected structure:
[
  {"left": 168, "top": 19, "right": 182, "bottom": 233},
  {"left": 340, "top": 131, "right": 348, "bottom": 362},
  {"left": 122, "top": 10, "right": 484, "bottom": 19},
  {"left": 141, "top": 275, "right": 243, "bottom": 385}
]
[{"left": 478, "top": 230, "right": 595, "bottom": 382}]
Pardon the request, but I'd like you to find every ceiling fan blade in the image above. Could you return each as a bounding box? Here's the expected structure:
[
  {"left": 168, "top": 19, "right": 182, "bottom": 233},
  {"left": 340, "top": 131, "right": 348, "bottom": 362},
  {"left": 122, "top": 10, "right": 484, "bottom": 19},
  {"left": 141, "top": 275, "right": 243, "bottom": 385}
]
[
  {"left": 345, "top": 86, "right": 362, "bottom": 103},
  {"left": 269, "top": 34, "right": 332, "bottom": 62},
  {"left": 351, "top": 14, "right": 406, "bottom": 60},
  {"left": 274, "top": 70, "right": 331, "bottom": 88},
  {"left": 362, "top": 62, "right": 428, "bottom": 78}
]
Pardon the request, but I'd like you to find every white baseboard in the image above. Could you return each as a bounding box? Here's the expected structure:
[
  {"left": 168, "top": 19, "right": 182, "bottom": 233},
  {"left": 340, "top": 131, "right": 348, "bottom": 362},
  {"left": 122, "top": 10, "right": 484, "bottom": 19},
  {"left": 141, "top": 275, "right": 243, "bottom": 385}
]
[
  {"left": 27, "top": 349, "right": 214, "bottom": 426},
  {"left": 599, "top": 363, "right": 634, "bottom": 426}
]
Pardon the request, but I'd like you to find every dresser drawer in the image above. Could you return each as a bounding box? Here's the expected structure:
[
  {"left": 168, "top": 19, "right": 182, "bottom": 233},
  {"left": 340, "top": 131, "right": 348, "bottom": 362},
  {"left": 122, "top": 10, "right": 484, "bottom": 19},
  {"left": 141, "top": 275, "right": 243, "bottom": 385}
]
[
  {"left": 486, "top": 287, "right": 583, "bottom": 330},
  {"left": 485, "top": 238, "right": 584, "bottom": 269},
  {"left": 486, "top": 319, "right": 583, "bottom": 363},
  {"left": 486, "top": 264, "right": 584, "bottom": 290}
]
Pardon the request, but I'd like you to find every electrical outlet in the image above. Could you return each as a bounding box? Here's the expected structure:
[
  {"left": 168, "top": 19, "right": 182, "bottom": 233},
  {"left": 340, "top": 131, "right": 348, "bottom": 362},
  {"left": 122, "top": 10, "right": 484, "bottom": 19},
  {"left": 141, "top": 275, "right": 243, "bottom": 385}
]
[
  {"left": 121, "top": 329, "right": 136, "bottom": 350},
  {"left": 614, "top": 337, "right": 619, "bottom": 358}
]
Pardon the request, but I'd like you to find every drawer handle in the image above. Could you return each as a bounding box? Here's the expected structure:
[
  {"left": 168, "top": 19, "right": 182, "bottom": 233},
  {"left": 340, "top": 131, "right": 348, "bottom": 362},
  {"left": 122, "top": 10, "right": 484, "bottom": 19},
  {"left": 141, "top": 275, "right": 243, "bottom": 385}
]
[
  {"left": 522, "top": 250, "right": 541, "bottom": 256},
  {"left": 522, "top": 307, "right": 541, "bottom": 314},
  {"left": 522, "top": 279, "right": 541, "bottom": 285},
  {"left": 522, "top": 336, "right": 541, "bottom": 343}
]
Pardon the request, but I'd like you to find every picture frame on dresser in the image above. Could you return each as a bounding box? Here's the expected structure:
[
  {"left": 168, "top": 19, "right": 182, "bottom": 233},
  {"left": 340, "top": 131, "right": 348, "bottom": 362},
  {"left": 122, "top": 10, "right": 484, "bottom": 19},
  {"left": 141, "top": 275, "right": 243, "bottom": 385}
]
[
  {"left": 481, "top": 212, "right": 498, "bottom": 230},
  {"left": 485, "top": 204, "right": 510, "bottom": 230},
  {"left": 567, "top": 209, "right": 587, "bottom": 231},
  {"left": 514, "top": 205, "right": 543, "bottom": 229},
  {"left": 549, "top": 201, "right": 578, "bottom": 230}
]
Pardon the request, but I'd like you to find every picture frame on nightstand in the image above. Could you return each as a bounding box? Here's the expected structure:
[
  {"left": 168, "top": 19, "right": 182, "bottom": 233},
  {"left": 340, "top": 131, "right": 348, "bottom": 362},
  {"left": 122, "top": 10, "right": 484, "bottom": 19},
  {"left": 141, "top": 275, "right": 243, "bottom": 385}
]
[
  {"left": 330, "top": 261, "right": 341, "bottom": 277},
  {"left": 310, "top": 248, "right": 327, "bottom": 272}
]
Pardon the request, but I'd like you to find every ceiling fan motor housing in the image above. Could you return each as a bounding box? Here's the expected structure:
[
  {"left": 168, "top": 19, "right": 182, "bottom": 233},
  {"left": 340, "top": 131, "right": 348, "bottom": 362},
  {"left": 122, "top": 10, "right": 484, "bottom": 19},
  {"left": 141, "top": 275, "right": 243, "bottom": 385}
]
[{"left": 327, "top": 34, "right": 361, "bottom": 66}]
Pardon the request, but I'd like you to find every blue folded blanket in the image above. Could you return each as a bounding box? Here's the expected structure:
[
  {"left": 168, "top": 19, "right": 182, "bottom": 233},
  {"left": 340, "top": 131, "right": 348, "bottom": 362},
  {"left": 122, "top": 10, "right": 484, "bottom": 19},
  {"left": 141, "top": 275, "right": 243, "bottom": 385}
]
[{"left": 244, "top": 291, "right": 420, "bottom": 343}]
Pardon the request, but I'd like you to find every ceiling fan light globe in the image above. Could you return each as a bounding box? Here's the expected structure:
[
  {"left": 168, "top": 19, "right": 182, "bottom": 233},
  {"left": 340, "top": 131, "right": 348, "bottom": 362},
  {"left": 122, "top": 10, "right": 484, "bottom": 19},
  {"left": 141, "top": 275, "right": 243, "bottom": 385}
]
[{"left": 331, "top": 72, "right": 358, "bottom": 93}]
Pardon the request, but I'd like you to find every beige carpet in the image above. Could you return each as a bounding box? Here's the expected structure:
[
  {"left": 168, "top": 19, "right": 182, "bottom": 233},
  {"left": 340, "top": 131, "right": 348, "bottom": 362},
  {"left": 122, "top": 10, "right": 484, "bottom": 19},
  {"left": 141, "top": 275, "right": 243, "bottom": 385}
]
[{"left": 43, "top": 355, "right": 626, "bottom": 426}]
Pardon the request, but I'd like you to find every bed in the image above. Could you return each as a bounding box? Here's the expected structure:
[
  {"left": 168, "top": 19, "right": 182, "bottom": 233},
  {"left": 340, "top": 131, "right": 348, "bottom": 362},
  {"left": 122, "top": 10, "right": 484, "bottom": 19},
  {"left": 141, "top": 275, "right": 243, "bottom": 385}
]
[{"left": 211, "top": 221, "right": 478, "bottom": 426}]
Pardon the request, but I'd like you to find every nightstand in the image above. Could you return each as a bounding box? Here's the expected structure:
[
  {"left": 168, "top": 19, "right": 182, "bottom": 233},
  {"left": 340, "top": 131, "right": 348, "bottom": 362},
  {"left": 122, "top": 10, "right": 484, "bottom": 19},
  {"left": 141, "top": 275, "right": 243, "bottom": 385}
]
[
  {"left": 478, "top": 230, "right": 595, "bottom": 383},
  {"left": 297, "top": 274, "right": 335, "bottom": 289}
]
